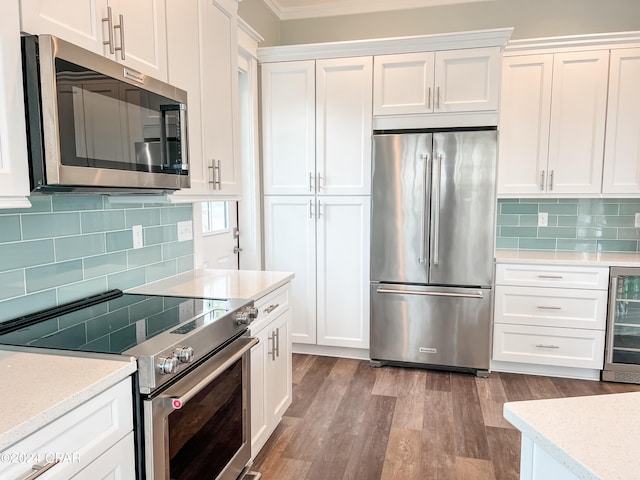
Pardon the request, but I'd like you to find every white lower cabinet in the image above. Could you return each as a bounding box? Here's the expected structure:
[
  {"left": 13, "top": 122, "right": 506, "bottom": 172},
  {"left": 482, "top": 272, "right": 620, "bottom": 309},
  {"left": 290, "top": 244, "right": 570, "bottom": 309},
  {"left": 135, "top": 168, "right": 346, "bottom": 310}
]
[
  {"left": 492, "top": 263, "right": 609, "bottom": 378},
  {"left": 0, "top": 377, "right": 134, "bottom": 480},
  {"left": 250, "top": 284, "right": 292, "bottom": 458},
  {"left": 263, "top": 196, "right": 370, "bottom": 350}
]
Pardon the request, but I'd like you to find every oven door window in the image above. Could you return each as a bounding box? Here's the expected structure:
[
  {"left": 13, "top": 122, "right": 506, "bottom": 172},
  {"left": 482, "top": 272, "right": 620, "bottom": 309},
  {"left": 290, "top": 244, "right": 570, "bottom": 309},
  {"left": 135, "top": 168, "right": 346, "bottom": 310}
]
[
  {"left": 55, "top": 58, "right": 186, "bottom": 175},
  {"left": 168, "top": 358, "right": 243, "bottom": 480}
]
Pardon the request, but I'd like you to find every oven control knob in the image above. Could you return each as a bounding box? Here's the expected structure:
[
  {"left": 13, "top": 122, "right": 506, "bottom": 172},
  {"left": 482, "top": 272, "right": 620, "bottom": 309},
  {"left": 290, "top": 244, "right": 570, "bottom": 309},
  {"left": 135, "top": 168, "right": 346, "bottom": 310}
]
[
  {"left": 246, "top": 306, "right": 259, "bottom": 319},
  {"left": 158, "top": 356, "right": 179, "bottom": 375},
  {"left": 235, "top": 310, "right": 251, "bottom": 325},
  {"left": 175, "top": 346, "right": 194, "bottom": 363}
]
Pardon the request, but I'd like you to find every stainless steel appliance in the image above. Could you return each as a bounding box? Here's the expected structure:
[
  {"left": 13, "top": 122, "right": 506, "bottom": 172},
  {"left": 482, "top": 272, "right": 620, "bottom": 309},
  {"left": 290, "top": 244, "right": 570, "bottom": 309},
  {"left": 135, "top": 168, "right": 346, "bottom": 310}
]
[
  {"left": 0, "top": 290, "right": 259, "bottom": 479},
  {"left": 21, "top": 35, "right": 189, "bottom": 193},
  {"left": 370, "top": 129, "right": 497, "bottom": 375},
  {"left": 603, "top": 267, "right": 640, "bottom": 384}
]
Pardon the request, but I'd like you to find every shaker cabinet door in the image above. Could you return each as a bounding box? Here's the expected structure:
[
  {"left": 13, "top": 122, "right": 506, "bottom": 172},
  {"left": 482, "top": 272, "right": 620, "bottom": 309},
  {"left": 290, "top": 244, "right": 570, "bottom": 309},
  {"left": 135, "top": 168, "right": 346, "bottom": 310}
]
[{"left": 602, "top": 48, "right": 640, "bottom": 194}]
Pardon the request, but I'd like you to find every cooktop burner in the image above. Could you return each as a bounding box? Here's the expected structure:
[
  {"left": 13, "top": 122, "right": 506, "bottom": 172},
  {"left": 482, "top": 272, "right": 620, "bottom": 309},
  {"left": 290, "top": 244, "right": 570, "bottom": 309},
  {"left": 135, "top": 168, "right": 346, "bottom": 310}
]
[{"left": 0, "top": 292, "right": 242, "bottom": 355}]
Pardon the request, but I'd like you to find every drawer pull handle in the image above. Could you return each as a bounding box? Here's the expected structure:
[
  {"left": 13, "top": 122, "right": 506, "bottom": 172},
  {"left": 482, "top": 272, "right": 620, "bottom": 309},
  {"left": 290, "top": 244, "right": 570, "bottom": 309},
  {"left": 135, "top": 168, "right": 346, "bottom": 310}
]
[
  {"left": 24, "top": 460, "right": 61, "bottom": 480},
  {"left": 537, "top": 305, "right": 562, "bottom": 310},
  {"left": 264, "top": 303, "right": 280, "bottom": 314},
  {"left": 538, "top": 275, "right": 564, "bottom": 279},
  {"left": 536, "top": 344, "right": 560, "bottom": 349}
]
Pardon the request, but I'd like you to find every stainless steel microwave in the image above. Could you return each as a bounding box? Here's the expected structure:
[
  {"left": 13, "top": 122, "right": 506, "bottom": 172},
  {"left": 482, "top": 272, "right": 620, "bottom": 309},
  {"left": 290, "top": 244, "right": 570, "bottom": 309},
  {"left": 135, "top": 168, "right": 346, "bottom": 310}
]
[{"left": 22, "top": 34, "right": 190, "bottom": 193}]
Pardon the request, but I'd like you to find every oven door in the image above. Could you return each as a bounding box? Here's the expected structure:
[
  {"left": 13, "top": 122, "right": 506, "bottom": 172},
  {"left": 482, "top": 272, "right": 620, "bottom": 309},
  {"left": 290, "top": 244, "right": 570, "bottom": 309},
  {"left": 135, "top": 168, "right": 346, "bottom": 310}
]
[{"left": 144, "top": 335, "right": 257, "bottom": 480}]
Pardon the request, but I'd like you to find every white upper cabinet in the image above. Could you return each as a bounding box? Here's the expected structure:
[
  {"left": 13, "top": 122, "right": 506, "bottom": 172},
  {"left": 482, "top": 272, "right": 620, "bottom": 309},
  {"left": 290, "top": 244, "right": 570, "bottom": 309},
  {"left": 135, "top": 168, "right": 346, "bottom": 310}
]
[
  {"left": 262, "top": 57, "right": 372, "bottom": 196},
  {"left": 315, "top": 57, "right": 372, "bottom": 195},
  {"left": 497, "top": 55, "right": 553, "bottom": 195},
  {"left": 602, "top": 48, "right": 640, "bottom": 194},
  {"left": 20, "top": 0, "right": 168, "bottom": 81},
  {"left": 547, "top": 51, "right": 609, "bottom": 194},
  {"left": 0, "top": 0, "right": 30, "bottom": 208},
  {"left": 498, "top": 50, "right": 609, "bottom": 195},
  {"left": 373, "top": 47, "right": 501, "bottom": 115},
  {"left": 166, "top": 0, "right": 241, "bottom": 199},
  {"left": 261, "top": 61, "right": 316, "bottom": 196}
]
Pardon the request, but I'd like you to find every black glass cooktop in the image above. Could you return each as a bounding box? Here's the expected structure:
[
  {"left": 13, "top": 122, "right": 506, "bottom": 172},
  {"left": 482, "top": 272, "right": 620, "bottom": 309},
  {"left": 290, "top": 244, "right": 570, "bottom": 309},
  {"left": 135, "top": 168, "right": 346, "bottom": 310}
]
[{"left": 0, "top": 290, "right": 237, "bottom": 355}]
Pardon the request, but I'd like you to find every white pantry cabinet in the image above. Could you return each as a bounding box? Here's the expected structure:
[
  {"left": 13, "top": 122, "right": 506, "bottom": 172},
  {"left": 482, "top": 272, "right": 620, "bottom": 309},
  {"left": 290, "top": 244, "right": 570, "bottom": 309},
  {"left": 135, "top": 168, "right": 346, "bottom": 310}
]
[
  {"left": 492, "top": 263, "right": 609, "bottom": 379},
  {"left": 166, "top": 0, "right": 241, "bottom": 199},
  {"left": 602, "top": 48, "right": 640, "bottom": 194},
  {"left": 373, "top": 47, "right": 501, "bottom": 115},
  {"left": 0, "top": 377, "right": 134, "bottom": 480},
  {"left": 263, "top": 196, "right": 370, "bottom": 350},
  {"left": 261, "top": 57, "right": 372, "bottom": 196},
  {"left": 498, "top": 50, "right": 609, "bottom": 195},
  {"left": 20, "top": 0, "right": 168, "bottom": 81},
  {"left": 0, "top": 0, "right": 30, "bottom": 208},
  {"left": 250, "top": 284, "right": 292, "bottom": 457}
]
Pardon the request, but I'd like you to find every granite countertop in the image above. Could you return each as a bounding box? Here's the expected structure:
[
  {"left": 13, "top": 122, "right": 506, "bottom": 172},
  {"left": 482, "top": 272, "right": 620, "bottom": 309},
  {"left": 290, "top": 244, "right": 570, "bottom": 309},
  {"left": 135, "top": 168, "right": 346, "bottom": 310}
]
[
  {"left": 126, "top": 268, "right": 295, "bottom": 300},
  {"left": 0, "top": 350, "right": 136, "bottom": 452},
  {"left": 496, "top": 250, "right": 640, "bottom": 267},
  {"left": 504, "top": 392, "right": 640, "bottom": 480}
]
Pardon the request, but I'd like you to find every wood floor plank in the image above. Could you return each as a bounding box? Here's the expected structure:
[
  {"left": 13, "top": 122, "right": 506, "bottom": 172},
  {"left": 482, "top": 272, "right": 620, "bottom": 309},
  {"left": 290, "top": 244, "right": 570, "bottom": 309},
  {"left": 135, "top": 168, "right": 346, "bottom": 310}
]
[
  {"left": 291, "top": 353, "right": 317, "bottom": 385},
  {"left": 342, "top": 394, "right": 396, "bottom": 480},
  {"left": 305, "top": 432, "right": 357, "bottom": 480},
  {"left": 500, "top": 372, "right": 534, "bottom": 402},
  {"left": 550, "top": 376, "right": 612, "bottom": 398},
  {"left": 426, "top": 369, "right": 452, "bottom": 392},
  {"left": 328, "top": 360, "right": 377, "bottom": 436},
  {"left": 252, "top": 416, "right": 301, "bottom": 475},
  {"left": 422, "top": 389, "right": 456, "bottom": 480},
  {"left": 380, "top": 428, "right": 423, "bottom": 480},
  {"left": 476, "top": 374, "right": 514, "bottom": 429},
  {"left": 286, "top": 355, "right": 338, "bottom": 418},
  {"left": 522, "top": 374, "right": 562, "bottom": 400},
  {"left": 451, "top": 374, "right": 490, "bottom": 460},
  {"left": 268, "top": 458, "right": 312, "bottom": 480},
  {"left": 391, "top": 368, "right": 427, "bottom": 430},
  {"left": 485, "top": 426, "right": 521, "bottom": 480},
  {"left": 455, "top": 457, "right": 496, "bottom": 480},
  {"left": 371, "top": 365, "right": 405, "bottom": 396}
]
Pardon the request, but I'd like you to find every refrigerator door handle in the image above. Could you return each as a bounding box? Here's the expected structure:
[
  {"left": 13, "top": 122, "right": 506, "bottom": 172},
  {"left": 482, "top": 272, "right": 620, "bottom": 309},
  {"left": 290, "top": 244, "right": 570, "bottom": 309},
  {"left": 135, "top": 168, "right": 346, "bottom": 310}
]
[
  {"left": 418, "top": 153, "right": 430, "bottom": 264},
  {"left": 431, "top": 153, "right": 442, "bottom": 265},
  {"left": 376, "top": 287, "right": 484, "bottom": 299}
]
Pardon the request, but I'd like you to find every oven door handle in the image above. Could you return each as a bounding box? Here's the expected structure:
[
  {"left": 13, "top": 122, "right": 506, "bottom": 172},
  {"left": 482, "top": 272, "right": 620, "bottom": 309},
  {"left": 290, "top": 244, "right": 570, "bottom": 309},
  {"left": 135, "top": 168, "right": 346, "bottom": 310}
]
[{"left": 160, "top": 336, "right": 258, "bottom": 409}]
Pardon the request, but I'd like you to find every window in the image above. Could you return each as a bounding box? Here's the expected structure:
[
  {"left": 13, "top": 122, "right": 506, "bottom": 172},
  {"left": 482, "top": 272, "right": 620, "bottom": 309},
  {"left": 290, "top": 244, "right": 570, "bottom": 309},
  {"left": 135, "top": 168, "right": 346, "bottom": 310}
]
[{"left": 202, "top": 201, "right": 229, "bottom": 233}]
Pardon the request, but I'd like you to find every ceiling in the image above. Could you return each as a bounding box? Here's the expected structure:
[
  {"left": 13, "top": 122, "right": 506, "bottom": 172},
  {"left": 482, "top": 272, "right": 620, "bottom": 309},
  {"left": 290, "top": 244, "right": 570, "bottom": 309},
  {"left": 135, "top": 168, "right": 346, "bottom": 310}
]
[{"left": 263, "top": 0, "right": 494, "bottom": 20}]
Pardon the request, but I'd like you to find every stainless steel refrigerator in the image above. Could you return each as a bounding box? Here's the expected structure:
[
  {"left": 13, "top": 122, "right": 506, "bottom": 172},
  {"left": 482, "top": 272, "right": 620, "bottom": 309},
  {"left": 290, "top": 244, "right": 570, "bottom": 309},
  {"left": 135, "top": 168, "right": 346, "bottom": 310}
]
[{"left": 370, "top": 129, "right": 497, "bottom": 375}]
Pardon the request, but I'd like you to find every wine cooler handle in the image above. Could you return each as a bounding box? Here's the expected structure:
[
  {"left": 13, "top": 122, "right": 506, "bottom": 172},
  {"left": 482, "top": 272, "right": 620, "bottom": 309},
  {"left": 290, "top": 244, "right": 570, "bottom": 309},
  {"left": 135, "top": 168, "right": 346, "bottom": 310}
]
[{"left": 605, "top": 276, "right": 619, "bottom": 365}]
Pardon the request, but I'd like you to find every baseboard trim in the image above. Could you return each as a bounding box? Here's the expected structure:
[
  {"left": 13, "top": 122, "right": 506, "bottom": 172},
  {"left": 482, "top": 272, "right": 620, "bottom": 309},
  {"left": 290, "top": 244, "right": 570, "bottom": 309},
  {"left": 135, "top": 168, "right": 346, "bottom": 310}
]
[
  {"left": 292, "top": 343, "right": 370, "bottom": 361},
  {"left": 491, "top": 360, "right": 601, "bottom": 381}
]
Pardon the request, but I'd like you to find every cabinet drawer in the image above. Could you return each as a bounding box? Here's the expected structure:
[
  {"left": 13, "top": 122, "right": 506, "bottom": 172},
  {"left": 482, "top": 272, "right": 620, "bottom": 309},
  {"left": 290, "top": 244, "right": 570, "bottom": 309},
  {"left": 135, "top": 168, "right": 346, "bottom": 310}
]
[
  {"left": 0, "top": 377, "right": 133, "bottom": 480},
  {"left": 495, "top": 285, "right": 607, "bottom": 330},
  {"left": 493, "top": 323, "right": 605, "bottom": 369},
  {"left": 496, "top": 263, "right": 609, "bottom": 289},
  {"left": 250, "top": 284, "right": 290, "bottom": 334}
]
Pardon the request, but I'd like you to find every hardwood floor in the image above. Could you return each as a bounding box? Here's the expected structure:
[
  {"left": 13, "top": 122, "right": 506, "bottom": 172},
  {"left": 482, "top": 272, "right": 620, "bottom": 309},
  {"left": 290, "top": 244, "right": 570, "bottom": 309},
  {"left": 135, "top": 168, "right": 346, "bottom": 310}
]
[{"left": 252, "top": 354, "right": 640, "bottom": 480}]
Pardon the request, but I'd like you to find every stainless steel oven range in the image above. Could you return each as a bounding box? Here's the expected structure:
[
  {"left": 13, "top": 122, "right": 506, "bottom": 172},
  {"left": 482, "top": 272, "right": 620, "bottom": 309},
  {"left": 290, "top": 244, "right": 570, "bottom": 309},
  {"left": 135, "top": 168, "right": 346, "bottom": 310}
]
[{"left": 0, "top": 289, "right": 259, "bottom": 480}]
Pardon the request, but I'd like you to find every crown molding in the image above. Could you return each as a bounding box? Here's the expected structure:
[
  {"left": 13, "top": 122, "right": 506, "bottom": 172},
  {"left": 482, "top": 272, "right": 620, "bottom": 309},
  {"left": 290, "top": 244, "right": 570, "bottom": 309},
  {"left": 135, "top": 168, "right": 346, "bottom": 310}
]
[
  {"left": 504, "top": 30, "right": 640, "bottom": 55},
  {"left": 258, "top": 27, "right": 513, "bottom": 62},
  {"left": 264, "top": 0, "right": 494, "bottom": 20}
]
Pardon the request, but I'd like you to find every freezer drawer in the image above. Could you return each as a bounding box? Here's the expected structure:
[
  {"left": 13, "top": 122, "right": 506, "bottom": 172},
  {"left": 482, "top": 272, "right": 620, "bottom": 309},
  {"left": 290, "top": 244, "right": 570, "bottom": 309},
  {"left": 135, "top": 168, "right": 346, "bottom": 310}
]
[{"left": 370, "top": 283, "right": 492, "bottom": 371}]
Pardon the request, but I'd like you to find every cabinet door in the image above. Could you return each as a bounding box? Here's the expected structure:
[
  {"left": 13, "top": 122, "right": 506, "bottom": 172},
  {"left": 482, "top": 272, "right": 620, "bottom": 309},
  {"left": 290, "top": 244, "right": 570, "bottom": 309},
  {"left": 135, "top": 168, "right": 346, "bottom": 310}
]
[
  {"left": 165, "top": 0, "right": 207, "bottom": 195},
  {"left": 19, "top": 0, "right": 106, "bottom": 54},
  {"left": 266, "top": 308, "right": 292, "bottom": 426},
  {"left": 316, "top": 57, "right": 372, "bottom": 195},
  {"left": 262, "top": 61, "right": 316, "bottom": 195},
  {"left": 263, "top": 196, "right": 316, "bottom": 344},
  {"left": 497, "top": 54, "right": 553, "bottom": 195},
  {"left": 250, "top": 326, "right": 268, "bottom": 457},
  {"left": 603, "top": 48, "right": 640, "bottom": 194},
  {"left": 200, "top": 0, "right": 241, "bottom": 197},
  {"left": 547, "top": 50, "right": 609, "bottom": 194},
  {"left": 0, "top": 1, "right": 30, "bottom": 206},
  {"left": 434, "top": 47, "right": 501, "bottom": 113},
  {"left": 373, "top": 52, "right": 435, "bottom": 115},
  {"left": 316, "top": 196, "right": 370, "bottom": 349},
  {"left": 107, "top": 0, "right": 168, "bottom": 81},
  {"left": 71, "top": 432, "right": 135, "bottom": 479}
]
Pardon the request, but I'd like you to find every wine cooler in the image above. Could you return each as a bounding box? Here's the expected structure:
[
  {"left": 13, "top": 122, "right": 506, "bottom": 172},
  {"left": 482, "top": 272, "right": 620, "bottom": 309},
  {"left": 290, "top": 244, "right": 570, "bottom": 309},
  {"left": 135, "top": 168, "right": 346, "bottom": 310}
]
[{"left": 603, "top": 267, "right": 640, "bottom": 383}]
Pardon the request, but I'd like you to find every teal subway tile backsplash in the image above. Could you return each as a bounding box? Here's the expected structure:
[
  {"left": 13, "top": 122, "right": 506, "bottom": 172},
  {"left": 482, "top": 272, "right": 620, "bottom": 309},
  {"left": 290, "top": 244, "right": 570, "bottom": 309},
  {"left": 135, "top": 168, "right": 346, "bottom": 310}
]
[
  {"left": 0, "top": 195, "right": 194, "bottom": 323},
  {"left": 497, "top": 198, "right": 640, "bottom": 253}
]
